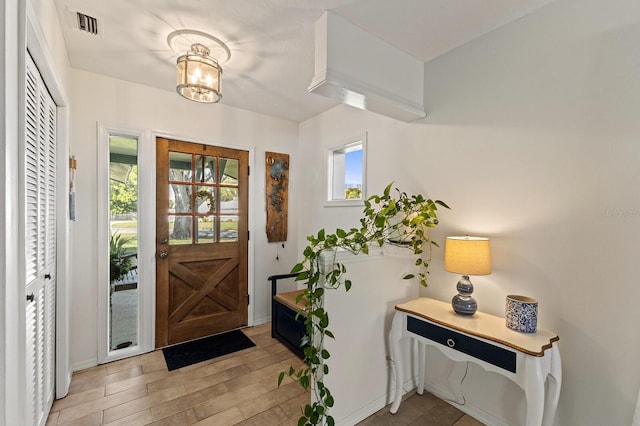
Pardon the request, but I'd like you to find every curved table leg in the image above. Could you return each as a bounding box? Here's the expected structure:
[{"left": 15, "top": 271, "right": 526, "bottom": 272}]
[
  {"left": 543, "top": 345, "right": 562, "bottom": 426},
  {"left": 523, "top": 355, "right": 545, "bottom": 426},
  {"left": 389, "top": 311, "right": 405, "bottom": 414}
]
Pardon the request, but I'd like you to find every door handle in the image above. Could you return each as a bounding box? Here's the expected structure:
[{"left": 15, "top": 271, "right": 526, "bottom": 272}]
[
  {"left": 44, "top": 273, "right": 51, "bottom": 280},
  {"left": 158, "top": 251, "right": 168, "bottom": 259},
  {"left": 26, "top": 293, "right": 35, "bottom": 303}
]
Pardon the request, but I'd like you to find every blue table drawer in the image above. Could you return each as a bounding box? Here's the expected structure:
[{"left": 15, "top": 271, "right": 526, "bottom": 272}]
[{"left": 407, "top": 316, "right": 516, "bottom": 373}]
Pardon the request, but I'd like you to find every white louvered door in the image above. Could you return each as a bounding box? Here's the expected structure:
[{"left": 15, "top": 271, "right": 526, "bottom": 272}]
[{"left": 24, "top": 52, "right": 57, "bottom": 426}]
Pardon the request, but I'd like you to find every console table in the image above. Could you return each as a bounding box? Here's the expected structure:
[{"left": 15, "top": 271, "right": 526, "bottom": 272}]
[{"left": 389, "top": 297, "right": 561, "bottom": 426}]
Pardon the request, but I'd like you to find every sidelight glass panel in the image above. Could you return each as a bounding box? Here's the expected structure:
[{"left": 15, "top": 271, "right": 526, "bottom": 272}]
[{"left": 109, "top": 135, "right": 139, "bottom": 351}]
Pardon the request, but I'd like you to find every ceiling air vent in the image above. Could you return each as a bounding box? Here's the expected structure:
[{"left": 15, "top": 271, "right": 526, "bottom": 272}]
[{"left": 76, "top": 12, "right": 99, "bottom": 35}]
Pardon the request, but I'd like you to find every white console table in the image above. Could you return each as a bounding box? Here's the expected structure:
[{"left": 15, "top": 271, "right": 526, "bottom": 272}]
[{"left": 389, "top": 297, "right": 561, "bottom": 426}]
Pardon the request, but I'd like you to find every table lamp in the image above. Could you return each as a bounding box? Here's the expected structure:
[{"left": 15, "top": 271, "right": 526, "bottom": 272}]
[{"left": 444, "top": 236, "right": 491, "bottom": 316}]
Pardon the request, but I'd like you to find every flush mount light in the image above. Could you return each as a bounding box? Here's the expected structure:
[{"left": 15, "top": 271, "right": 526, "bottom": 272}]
[{"left": 169, "top": 30, "right": 231, "bottom": 104}]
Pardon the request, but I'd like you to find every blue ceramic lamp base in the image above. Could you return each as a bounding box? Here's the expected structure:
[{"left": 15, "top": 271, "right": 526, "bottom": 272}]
[{"left": 451, "top": 275, "right": 477, "bottom": 316}]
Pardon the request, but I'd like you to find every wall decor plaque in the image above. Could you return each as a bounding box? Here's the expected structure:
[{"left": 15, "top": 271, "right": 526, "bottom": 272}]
[{"left": 265, "top": 152, "right": 289, "bottom": 242}]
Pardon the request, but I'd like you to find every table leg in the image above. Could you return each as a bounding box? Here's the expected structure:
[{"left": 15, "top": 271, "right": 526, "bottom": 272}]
[
  {"left": 389, "top": 311, "right": 404, "bottom": 414},
  {"left": 417, "top": 342, "right": 425, "bottom": 395},
  {"left": 523, "top": 356, "right": 545, "bottom": 426},
  {"left": 543, "top": 345, "right": 562, "bottom": 426}
]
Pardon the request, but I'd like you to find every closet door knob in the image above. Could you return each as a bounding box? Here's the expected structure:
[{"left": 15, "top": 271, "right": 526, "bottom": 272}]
[{"left": 26, "top": 293, "right": 35, "bottom": 303}]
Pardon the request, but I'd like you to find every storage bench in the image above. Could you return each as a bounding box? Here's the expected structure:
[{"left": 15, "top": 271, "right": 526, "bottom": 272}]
[{"left": 269, "top": 273, "right": 307, "bottom": 359}]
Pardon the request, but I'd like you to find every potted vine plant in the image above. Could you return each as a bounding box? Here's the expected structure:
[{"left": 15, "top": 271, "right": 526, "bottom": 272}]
[
  {"left": 110, "top": 232, "right": 134, "bottom": 282},
  {"left": 278, "top": 183, "right": 450, "bottom": 426}
]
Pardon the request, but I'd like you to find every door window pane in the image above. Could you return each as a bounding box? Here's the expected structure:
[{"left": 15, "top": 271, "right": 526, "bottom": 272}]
[
  {"left": 220, "top": 215, "right": 239, "bottom": 242},
  {"left": 169, "top": 184, "right": 193, "bottom": 213},
  {"left": 196, "top": 217, "right": 216, "bottom": 244},
  {"left": 196, "top": 186, "right": 216, "bottom": 214},
  {"left": 196, "top": 155, "right": 216, "bottom": 183},
  {"left": 169, "top": 152, "right": 192, "bottom": 182},
  {"left": 169, "top": 216, "right": 192, "bottom": 245},
  {"left": 219, "top": 158, "right": 239, "bottom": 184},
  {"left": 220, "top": 187, "right": 238, "bottom": 214}
]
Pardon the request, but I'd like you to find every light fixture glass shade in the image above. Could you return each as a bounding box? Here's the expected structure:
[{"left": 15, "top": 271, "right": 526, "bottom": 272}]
[
  {"left": 176, "top": 43, "right": 222, "bottom": 103},
  {"left": 444, "top": 236, "right": 491, "bottom": 275}
]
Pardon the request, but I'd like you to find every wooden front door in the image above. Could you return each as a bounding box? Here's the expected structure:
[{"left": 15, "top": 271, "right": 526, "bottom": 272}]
[{"left": 156, "top": 137, "right": 249, "bottom": 347}]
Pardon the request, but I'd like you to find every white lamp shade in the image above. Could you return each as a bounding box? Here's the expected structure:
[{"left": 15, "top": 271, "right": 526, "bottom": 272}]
[{"left": 444, "top": 236, "right": 491, "bottom": 275}]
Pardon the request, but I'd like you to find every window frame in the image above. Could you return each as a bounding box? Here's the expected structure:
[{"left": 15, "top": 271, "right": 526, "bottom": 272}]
[{"left": 324, "top": 133, "right": 367, "bottom": 207}]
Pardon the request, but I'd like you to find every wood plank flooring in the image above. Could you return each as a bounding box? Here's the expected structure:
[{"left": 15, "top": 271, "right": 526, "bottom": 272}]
[{"left": 46, "top": 323, "right": 482, "bottom": 426}]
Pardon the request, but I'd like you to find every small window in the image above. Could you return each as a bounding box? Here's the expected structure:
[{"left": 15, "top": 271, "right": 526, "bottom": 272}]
[{"left": 325, "top": 134, "right": 366, "bottom": 206}]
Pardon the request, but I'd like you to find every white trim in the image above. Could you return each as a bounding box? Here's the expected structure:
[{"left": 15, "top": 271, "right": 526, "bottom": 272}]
[
  {"left": 97, "top": 124, "right": 154, "bottom": 364},
  {"left": 1, "top": 1, "right": 25, "bottom": 423},
  {"left": 323, "top": 132, "right": 367, "bottom": 208},
  {"left": 23, "top": 0, "right": 73, "bottom": 407}
]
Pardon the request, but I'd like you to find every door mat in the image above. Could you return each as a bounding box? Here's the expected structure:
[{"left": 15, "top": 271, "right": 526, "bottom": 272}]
[{"left": 162, "top": 329, "right": 255, "bottom": 371}]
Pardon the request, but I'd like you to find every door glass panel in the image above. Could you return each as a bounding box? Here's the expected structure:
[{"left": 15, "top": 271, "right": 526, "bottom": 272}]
[
  {"left": 219, "top": 158, "right": 239, "bottom": 184},
  {"left": 169, "top": 151, "right": 193, "bottom": 182},
  {"left": 220, "top": 215, "right": 239, "bottom": 242},
  {"left": 109, "top": 135, "right": 138, "bottom": 351},
  {"left": 196, "top": 155, "right": 216, "bottom": 183},
  {"left": 196, "top": 217, "right": 216, "bottom": 244},
  {"left": 196, "top": 186, "right": 216, "bottom": 214},
  {"left": 170, "top": 184, "right": 193, "bottom": 213},
  {"left": 220, "top": 187, "right": 239, "bottom": 214},
  {"left": 169, "top": 215, "right": 192, "bottom": 245}
]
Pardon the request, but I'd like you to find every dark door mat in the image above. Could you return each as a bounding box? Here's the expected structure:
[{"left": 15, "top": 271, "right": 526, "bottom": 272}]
[{"left": 162, "top": 329, "right": 255, "bottom": 371}]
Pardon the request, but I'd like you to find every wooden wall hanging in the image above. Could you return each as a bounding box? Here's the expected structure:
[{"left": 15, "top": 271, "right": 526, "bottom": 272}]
[{"left": 265, "top": 151, "right": 289, "bottom": 242}]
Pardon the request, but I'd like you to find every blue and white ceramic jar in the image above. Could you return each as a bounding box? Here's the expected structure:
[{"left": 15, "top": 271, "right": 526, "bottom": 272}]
[{"left": 505, "top": 295, "right": 538, "bottom": 333}]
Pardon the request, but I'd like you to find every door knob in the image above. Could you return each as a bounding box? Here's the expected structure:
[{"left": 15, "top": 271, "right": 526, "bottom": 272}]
[
  {"left": 158, "top": 251, "right": 168, "bottom": 259},
  {"left": 26, "top": 293, "right": 35, "bottom": 303}
]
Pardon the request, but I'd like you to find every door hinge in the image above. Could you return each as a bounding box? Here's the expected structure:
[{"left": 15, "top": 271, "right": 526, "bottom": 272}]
[
  {"left": 247, "top": 295, "right": 250, "bottom": 305},
  {"left": 248, "top": 165, "right": 250, "bottom": 176},
  {"left": 248, "top": 231, "right": 250, "bottom": 241}
]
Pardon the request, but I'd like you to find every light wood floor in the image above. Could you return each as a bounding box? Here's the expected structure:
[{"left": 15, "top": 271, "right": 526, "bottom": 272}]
[{"left": 46, "top": 323, "right": 482, "bottom": 426}]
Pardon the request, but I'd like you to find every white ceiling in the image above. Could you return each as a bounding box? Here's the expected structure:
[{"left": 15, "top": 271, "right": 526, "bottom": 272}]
[{"left": 53, "top": 0, "right": 555, "bottom": 122}]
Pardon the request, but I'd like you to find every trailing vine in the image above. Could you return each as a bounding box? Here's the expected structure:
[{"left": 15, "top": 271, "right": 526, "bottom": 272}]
[{"left": 278, "top": 183, "right": 450, "bottom": 426}]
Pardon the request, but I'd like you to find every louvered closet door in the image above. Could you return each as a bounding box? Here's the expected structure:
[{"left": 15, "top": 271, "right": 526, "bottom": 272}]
[{"left": 25, "top": 53, "right": 57, "bottom": 426}]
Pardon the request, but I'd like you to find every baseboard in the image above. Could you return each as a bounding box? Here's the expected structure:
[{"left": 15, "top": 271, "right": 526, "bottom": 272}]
[
  {"left": 423, "top": 380, "right": 509, "bottom": 426},
  {"left": 71, "top": 357, "right": 98, "bottom": 372},
  {"left": 335, "top": 377, "right": 417, "bottom": 426},
  {"left": 252, "top": 315, "right": 271, "bottom": 326},
  {"left": 55, "top": 370, "right": 72, "bottom": 399}
]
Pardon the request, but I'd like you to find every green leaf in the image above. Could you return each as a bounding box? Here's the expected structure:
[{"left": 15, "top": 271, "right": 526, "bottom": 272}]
[
  {"left": 291, "top": 263, "right": 304, "bottom": 273},
  {"left": 336, "top": 228, "right": 346, "bottom": 238},
  {"left": 278, "top": 372, "right": 285, "bottom": 387},
  {"left": 344, "top": 279, "right": 352, "bottom": 291},
  {"left": 403, "top": 274, "right": 415, "bottom": 280}
]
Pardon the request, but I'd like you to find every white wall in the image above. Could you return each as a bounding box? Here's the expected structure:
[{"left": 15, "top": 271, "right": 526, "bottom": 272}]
[
  {"left": 297, "top": 0, "right": 640, "bottom": 424},
  {"left": 69, "top": 69, "right": 299, "bottom": 368}
]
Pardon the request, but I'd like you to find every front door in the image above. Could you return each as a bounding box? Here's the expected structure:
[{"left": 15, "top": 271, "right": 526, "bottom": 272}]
[{"left": 155, "top": 137, "right": 249, "bottom": 347}]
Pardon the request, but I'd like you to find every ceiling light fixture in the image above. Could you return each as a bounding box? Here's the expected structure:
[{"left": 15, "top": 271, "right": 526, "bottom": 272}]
[{"left": 176, "top": 43, "right": 222, "bottom": 103}]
